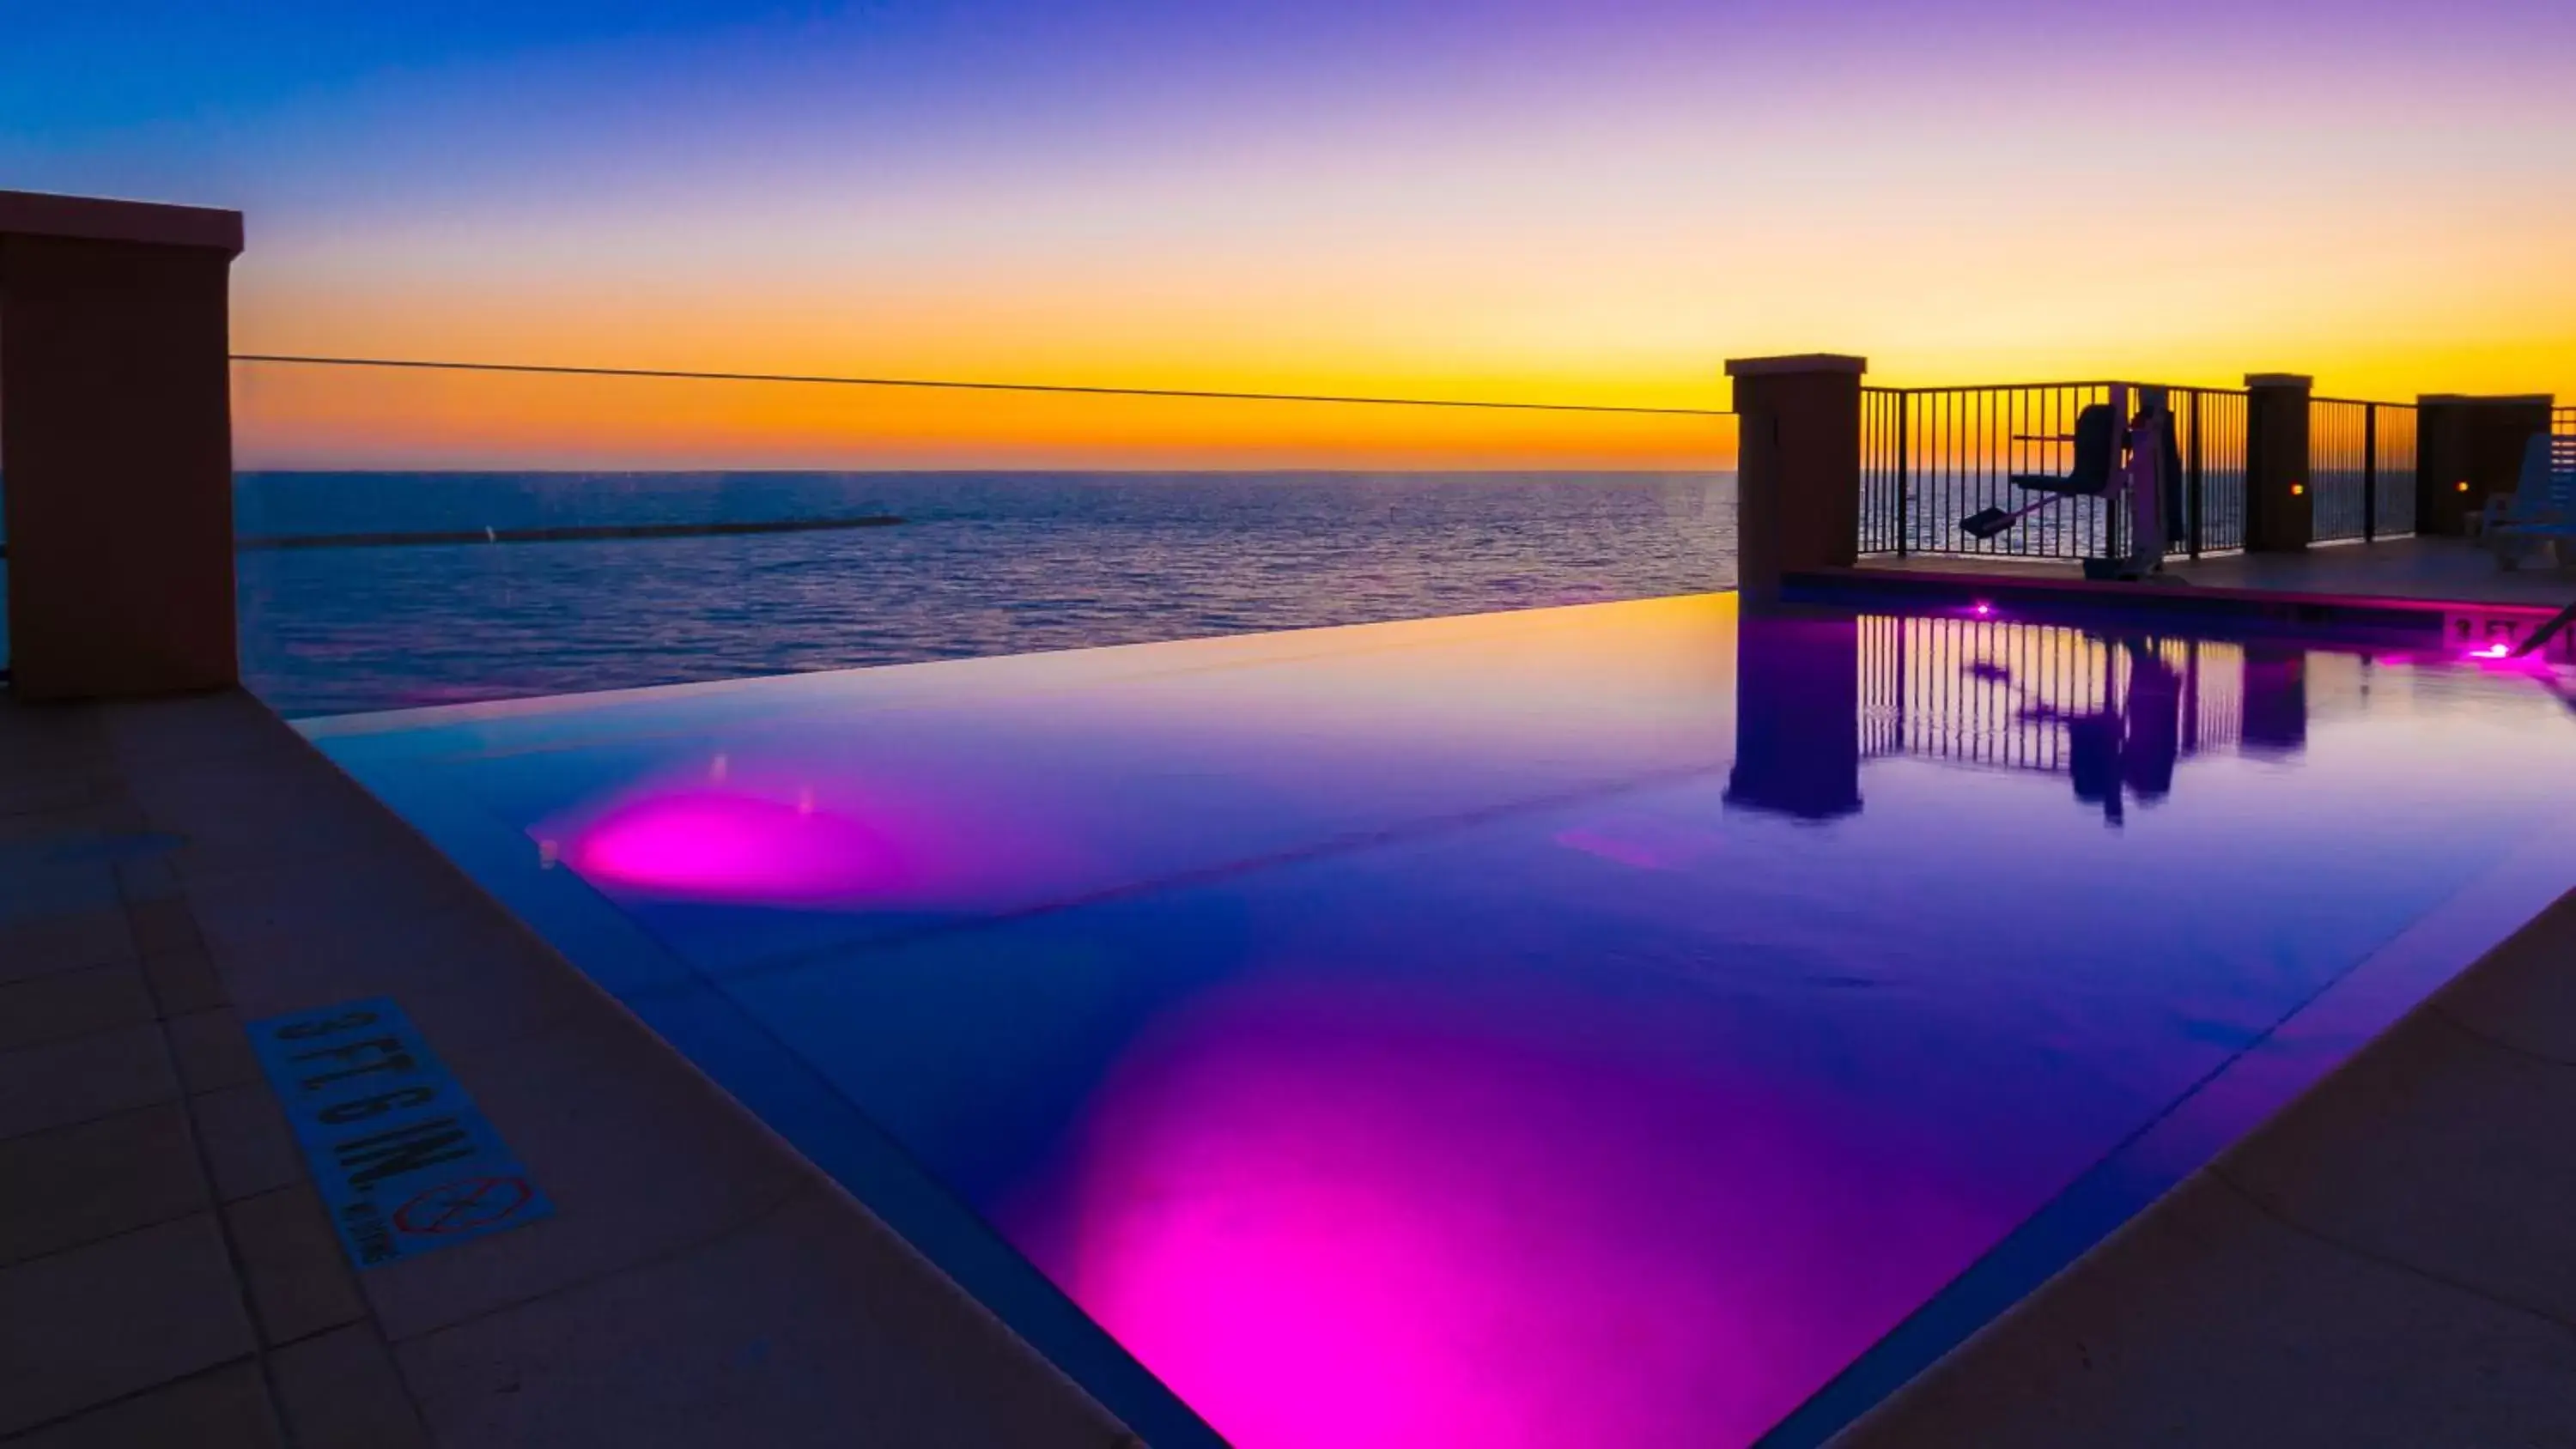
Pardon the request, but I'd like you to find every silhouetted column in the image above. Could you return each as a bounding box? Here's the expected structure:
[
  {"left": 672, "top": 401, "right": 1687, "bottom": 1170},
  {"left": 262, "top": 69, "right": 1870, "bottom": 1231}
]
[
  {"left": 1725, "top": 354, "right": 1864, "bottom": 605},
  {"left": 0, "top": 190, "right": 243, "bottom": 700},
  {"left": 2243, "top": 373, "right": 2312, "bottom": 554},
  {"left": 2416, "top": 393, "right": 2554, "bottom": 537}
]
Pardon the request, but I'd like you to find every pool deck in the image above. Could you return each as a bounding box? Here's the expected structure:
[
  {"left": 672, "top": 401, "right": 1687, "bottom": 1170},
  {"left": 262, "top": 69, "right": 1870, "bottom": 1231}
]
[
  {"left": 1838, "top": 533, "right": 2576, "bottom": 609},
  {"left": 0, "top": 690, "right": 1133, "bottom": 1447}
]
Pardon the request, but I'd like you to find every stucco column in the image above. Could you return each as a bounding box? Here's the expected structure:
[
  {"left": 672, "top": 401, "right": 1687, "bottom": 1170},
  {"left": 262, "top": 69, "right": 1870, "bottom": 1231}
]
[
  {"left": 2242, "top": 373, "right": 2312, "bottom": 553},
  {"left": 2415, "top": 393, "right": 2554, "bottom": 537},
  {"left": 1, "top": 190, "right": 244, "bottom": 700},
  {"left": 1725, "top": 354, "right": 1865, "bottom": 603}
]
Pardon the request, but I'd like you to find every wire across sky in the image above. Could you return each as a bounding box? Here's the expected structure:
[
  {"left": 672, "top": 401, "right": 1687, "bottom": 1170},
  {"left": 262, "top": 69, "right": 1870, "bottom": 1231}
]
[{"left": 19, "top": 0, "right": 2562, "bottom": 462}]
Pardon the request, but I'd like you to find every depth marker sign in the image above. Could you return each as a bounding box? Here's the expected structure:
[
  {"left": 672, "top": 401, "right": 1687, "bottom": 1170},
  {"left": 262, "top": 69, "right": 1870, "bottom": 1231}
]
[{"left": 247, "top": 997, "right": 552, "bottom": 1267}]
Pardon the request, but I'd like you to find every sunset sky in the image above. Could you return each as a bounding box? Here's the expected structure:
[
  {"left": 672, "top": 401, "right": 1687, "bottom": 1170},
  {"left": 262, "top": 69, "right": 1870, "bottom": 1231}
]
[{"left": 9, "top": 0, "right": 2572, "bottom": 465}]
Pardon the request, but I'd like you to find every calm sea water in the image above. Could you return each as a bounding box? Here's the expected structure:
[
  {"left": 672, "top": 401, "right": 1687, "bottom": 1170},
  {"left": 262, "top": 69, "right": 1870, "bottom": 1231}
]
[{"left": 233, "top": 471, "right": 1736, "bottom": 716}]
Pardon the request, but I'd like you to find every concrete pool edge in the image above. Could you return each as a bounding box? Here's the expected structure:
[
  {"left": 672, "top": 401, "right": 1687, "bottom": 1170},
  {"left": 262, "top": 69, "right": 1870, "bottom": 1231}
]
[{"left": 1826, "top": 873, "right": 2576, "bottom": 1446}]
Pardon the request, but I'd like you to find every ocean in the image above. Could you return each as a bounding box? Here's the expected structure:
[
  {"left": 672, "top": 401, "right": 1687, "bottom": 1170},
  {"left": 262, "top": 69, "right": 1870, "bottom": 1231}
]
[{"left": 33, "top": 471, "right": 1738, "bottom": 716}]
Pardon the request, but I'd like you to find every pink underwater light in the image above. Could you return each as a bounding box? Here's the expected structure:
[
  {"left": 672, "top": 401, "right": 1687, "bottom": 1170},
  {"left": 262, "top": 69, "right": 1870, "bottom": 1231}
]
[
  {"left": 1010, "top": 973, "right": 2013, "bottom": 1449},
  {"left": 560, "top": 789, "right": 907, "bottom": 901}
]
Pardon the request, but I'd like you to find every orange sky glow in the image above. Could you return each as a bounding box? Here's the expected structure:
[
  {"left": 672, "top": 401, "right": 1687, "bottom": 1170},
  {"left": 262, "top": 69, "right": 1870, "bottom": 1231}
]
[{"left": 18, "top": 2, "right": 2566, "bottom": 470}]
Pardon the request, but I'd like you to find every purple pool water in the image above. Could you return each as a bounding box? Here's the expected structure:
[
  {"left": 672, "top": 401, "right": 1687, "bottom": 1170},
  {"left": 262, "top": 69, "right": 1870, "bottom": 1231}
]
[{"left": 305, "top": 594, "right": 2576, "bottom": 1447}]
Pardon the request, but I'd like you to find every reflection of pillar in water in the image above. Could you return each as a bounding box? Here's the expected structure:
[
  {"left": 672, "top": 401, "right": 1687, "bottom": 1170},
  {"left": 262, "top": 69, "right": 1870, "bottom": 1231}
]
[
  {"left": 1724, "top": 614, "right": 1862, "bottom": 821},
  {"left": 2240, "top": 642, "right": 2310, "bottom": 758},
  {"left": 2120, "top": 641, "right": 2182, "bottom": 803}
]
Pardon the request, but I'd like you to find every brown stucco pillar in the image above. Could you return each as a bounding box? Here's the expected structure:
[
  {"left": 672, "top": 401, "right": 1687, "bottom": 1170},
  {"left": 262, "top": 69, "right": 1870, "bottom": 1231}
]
[
  {"left": 1, "top": 190, "right": 244, "bottom": 700},
  {"left": 1725, "top": 354, "right": 1864, "bottom": 604},
  {"left": 2242, "top": 373, "right": 2312, "bottom": 553},
  {"left": 2415, "top": 393, "right": 2553, "bottom": 537}
]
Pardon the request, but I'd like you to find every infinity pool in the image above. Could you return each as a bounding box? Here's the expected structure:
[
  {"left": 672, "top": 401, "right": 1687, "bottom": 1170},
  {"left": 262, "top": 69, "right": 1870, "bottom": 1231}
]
[{"left": 306, "top": 594, "right": 2576, "bottom": 1448}]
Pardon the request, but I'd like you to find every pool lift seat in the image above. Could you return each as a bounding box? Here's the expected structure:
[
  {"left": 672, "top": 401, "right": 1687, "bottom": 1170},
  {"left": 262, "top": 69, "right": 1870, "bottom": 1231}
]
[
  {"left": 2008, "top": 403, "right": 2120, "bottom": 497},
  {"left": 1959, "top": 397, "right": 2141, "bottom": 543}
]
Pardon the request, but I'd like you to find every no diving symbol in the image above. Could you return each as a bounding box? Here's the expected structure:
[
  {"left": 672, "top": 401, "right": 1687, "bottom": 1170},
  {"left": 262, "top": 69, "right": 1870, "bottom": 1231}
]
[{"left": 394, "top": 1175, "right": 535, "bottom": 1237}]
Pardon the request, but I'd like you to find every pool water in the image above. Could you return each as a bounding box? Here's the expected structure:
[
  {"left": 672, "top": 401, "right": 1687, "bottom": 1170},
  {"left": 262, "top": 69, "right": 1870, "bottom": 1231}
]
[{"left": 304, "top": 593, "right": 2576, "bottom": 1448}]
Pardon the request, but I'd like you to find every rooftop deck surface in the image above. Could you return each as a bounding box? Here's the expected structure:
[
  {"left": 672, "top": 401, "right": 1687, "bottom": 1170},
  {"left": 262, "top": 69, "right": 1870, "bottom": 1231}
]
[{"left": 1850, "top": 534, "right": 2576, "bottom": 609}]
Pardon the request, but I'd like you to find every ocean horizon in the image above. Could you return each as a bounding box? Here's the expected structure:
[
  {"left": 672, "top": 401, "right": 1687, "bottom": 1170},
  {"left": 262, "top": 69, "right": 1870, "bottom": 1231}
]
[{"left": 212, "top": 470, "right": 1737, "bottom": 716}]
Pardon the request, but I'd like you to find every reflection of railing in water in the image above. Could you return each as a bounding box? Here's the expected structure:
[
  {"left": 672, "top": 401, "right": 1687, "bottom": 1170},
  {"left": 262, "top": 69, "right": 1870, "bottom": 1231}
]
[
  {"left": 1856, "top": 615, "right": 2245, "bottom": 777},
  {"left": 1730, "top": 610, "right": 2329, "bottom": 827}
]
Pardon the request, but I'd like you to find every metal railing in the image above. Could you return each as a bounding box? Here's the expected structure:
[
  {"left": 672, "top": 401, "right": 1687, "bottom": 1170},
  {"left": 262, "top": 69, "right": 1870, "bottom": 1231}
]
[
  {"left": 2188, "top": 387, "right": 2251, "bottom": 555},
  {"left": 2555, "top": 405, "right": 2576, "bottom": 437},
  {"left": 1858, "top": 382, "right": 2245, "bottom": 561},
  {"left": 2373, "top": 401, "right": 2421, "bottom": 537},
  {"left": 2308, "top": 398, "right": 2417, "bottom": 543}
]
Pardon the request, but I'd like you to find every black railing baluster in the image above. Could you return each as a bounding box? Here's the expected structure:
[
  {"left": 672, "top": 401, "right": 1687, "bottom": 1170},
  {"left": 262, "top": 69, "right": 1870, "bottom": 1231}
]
[
  {"left": 2363, "top": 403, "right": 2379, "bottom": 543},
  {"left": 2189, "top": 389, "right": 2205, "bottom": 559},
  {"left": 1895, "top": 397, "right": 1911, "bottom": 557}
]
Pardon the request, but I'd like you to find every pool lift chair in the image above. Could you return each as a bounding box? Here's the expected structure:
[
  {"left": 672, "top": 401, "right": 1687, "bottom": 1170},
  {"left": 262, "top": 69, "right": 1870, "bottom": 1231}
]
[
  {"left": 1959, "top": 384, "right": 2175, "bottom": 580},
  {"left": 2503, "top": 595, "right": 2576, "bottom": 719},
  {"left": 2514, "top": 594, "right": 2576, "bottom": 660}
]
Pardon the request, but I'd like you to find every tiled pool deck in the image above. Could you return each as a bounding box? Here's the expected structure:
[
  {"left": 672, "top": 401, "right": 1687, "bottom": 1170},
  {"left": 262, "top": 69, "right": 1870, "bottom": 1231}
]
[{"left": 0, "top": 691, "right": 1132, "bottom": 1446}]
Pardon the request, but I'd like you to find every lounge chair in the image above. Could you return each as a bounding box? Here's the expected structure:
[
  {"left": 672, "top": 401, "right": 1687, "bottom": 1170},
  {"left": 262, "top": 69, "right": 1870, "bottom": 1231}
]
[
  {"left": 2488, "top": 434, "right": 2576, "bottom": 569},
  {"left": 2471, "top": 433, "right": 2545, "bottom": 538}
]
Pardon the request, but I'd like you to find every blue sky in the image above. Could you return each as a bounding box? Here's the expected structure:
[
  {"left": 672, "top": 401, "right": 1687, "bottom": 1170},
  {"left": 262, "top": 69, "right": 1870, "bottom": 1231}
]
[{"left": 10, "top": 0, "right": 2570, "bottom": 454}]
